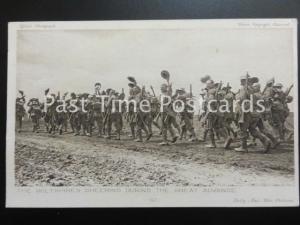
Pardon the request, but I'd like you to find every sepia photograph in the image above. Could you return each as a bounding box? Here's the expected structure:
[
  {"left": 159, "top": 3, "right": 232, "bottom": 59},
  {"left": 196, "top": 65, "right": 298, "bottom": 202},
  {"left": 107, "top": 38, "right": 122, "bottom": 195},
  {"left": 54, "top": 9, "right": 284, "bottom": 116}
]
[{"left": 6, "top": 19, "right": 298, "bottom": 207}]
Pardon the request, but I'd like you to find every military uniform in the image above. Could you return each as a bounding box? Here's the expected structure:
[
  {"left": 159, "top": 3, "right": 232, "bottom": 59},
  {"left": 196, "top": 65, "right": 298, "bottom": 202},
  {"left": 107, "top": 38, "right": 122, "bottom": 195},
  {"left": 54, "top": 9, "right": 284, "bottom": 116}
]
[
  {"left": 199, "top": 80, "right": 219, "bottom": 148},
  {"left": 16, "top": 97, "right": 26, "bottom": 132},
  {"left": 159, "top": 83, "right": 178, "bottom": 145},
  {"left": 27, "top": 98, "right": 42, "bottom": 132},
  {"left": 104, "top": 90, "right": 123, "bottom": 140},
  {"left": 235, "top": 76, "right": 271, "bottom": 153}
]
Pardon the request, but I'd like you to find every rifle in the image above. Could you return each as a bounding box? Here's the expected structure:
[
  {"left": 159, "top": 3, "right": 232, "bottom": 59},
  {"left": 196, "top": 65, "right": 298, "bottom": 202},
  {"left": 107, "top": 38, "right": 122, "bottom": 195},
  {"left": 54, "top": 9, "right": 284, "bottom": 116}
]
[
  {"left": 285, "top": 84, "right": 294, "bottom": 96},
  {"left": 150, "top": 85, "right": 156, "bottom": 97}
]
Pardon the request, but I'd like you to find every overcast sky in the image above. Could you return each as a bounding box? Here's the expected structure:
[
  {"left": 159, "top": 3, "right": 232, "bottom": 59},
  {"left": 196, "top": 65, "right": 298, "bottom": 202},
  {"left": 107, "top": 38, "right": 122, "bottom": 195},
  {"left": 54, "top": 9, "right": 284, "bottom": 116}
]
[{"left": 16, "top": 27, "right": 295, "bottom": 103}]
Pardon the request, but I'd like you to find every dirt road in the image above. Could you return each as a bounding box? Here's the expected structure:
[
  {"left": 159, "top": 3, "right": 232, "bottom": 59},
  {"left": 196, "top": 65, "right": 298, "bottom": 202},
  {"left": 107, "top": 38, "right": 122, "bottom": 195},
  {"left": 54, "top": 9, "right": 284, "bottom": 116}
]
[{"left": 15, "top": 122, "right": 295, "bottom": 187}]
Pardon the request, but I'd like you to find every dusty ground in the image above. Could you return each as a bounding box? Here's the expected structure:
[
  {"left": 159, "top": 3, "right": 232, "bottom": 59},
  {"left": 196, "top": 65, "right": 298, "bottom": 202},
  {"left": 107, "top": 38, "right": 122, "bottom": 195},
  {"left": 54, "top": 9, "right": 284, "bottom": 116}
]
[{"left": 15, "top": 120, "right": 295, "bottom": 187}]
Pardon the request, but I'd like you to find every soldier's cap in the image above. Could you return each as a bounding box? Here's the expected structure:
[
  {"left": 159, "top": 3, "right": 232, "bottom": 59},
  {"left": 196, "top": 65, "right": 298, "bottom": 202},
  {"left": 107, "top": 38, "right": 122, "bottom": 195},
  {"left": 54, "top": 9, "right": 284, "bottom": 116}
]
[
  {"left": 95, "top": 82, "right": 101, "bottom": 87},
  {"left": 273, "top": 83, "right": 283, "bottom": 88},
  {"left": 106, "top": 88, "right": 112, "bottom": 94},
  {"left": 101, "top": 91, "right": 106, "bottom": 95},
  {"left": 81, "top": 93, "right": 89, "bottom": 98},
  {"left": 214, "top": 82, "right": 220, "bottom": 88},
  {"left": 206, "top": 79, "right": 214, "bottom": 85},
  {"left": 266, "top": 78, "right": 275, "bottom": 85},
  {"left": 176, "top": 88, "right": 186, "bottom": 93},
  {"left": 286, "top": 95, "right": 293, "bottom": 103},
  {"left": 240, "top": 73, "right": 251, "bottom": 80},
  {"left": 161, "top": 70, "right": 170, "bottom": 77},
  {"left": 249, "top": 77, "right": 259, "bottom": 83},
  {"left": 222, "top": 85, "right": 232, "bottom": 90},
  {"left": 128, "top": 83, "right": 135, "bottom": 88}
]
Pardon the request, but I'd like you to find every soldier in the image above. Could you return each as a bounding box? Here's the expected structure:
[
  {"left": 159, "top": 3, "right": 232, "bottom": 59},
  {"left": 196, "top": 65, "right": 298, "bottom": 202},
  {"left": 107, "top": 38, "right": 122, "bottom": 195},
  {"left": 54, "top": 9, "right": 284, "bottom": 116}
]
[
  {"left": 85, "top": 94, "right": 95, "bottom": 137},
  {"left": 270, "top": 83, "right": 288, "bottom": 141},
  {"left": 234, "top": 75, "right": 271, "bottom": 153},
  {"left": 127, "top": 82, "right": 138, "bottom": 139},
  {"left": 175, "top": 88, "right": 197, "bottom": 141},
  {"left": 16, "top": 91, "right": 26, "bottom": 132},
  {"left": 199, "top": 79, "right": 221, "bottom": 148},
  {"left": 222, "top": 84, "right": 237, "bottom": 139},
  {"left": 159, "top": 70, "right": 179, "bottom": 145},
  {"left": 27, "top": 98, "right": 42, "bottom": 133},
  {"left": 78, "top": 93, "right": 90, "bottom": 136},
  {"left": 90, "top": 94, "right": 104, "bottom": 137},
  {"left": 104, "top": 89, "right": 123, "bottom": 140},
  {"left": 251, "top": 83, "right": 280, "bottom": 149},
  {"left": 66, "top": 92, "right": 77, "bottom": 133}
]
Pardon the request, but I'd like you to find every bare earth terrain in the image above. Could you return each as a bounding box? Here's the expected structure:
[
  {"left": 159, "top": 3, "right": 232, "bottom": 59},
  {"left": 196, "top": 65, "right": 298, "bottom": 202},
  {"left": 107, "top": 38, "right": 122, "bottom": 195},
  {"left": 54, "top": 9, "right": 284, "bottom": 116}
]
[{"left": 15, "top": 120, "right": 295, "bottom": 187}]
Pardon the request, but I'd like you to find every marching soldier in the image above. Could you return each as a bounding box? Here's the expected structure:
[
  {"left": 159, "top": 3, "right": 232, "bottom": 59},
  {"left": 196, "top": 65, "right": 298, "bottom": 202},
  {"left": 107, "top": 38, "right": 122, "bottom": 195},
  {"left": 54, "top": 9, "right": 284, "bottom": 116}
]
[
  {"left": 159, "top": 70, "right": 179, "bottom": 145},
  {"left": 251, "top": 83, "right": 280, "bottom": 149},
  {"left": 27, "top": 98, "right": 42, "bottom": 133},
  {"left": 104, "top": 89, "right": 123, "bottom": 140},
  {"left": 199, "top": 79, "right": 221, "bottom": 148},
  {"left": 175, "top": 88, "right": 197, "bottom": 141},
  {"left": 234, "top": 74, "right": 271, "bottom": 153},
  {"left": 16, "top": 91, "right": 26, "bottom": 132}
]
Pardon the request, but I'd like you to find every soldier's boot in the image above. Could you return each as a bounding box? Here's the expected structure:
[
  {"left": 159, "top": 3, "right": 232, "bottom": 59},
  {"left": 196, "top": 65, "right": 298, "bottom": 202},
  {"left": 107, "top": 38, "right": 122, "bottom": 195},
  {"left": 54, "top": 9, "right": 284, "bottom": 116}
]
[
  {"left": 135, "top": 131, "right": 143, "bottom": 142},
  {"left": 86, "top": 126, "right": 92, "bottom": 137},
  {"left": 276, "top": 124, "right": 285, "bottom": 141},
  {"left": 179, "top": 126, "right": 186, "bottom": 140},
  {"left": 287, "top": 132, "right": 294, "bottom": 141},
  {"left": 130, "top": 125, "right": 136, "bottom": 139},
  {"left": 59, "top": 127, "right": 63, "bottom": 135},
  {"left": 146, "top": 132, "right": 152, "bottom": 141},
  {"left": 262, "top": 139, "right": 272, "bottom": 153},
  {"left": 263, "top": 132, "right": 280, "bottom": 149},
  {"left": 115, "top": 131, "right": 121, "bottom": 140},
  {"left": 224, "top": 137, "right": 233, "bottom": 149},
  {"left": 215, "top": 131, "right": 220, "bottom": 140},
  {"left": 188, "top": 129, "right": 197, "bottom": 142},
  {"left": 205, "top": 131, "right": 216, "bottom": 148},
  {"left": 159, "top": 129, "right": 169, "bottom": 145},
  {"left": 97, "top": 128, "right": 103, "bottom": 138},
  {"left": 199, "top": 129, "right": 208, "bottom": 142},
  {"left": 234, "top": 139, "right": 248, "bottom": 152},
  {"left": 248, "top": 137, "right": 257, "bottom": 147}
]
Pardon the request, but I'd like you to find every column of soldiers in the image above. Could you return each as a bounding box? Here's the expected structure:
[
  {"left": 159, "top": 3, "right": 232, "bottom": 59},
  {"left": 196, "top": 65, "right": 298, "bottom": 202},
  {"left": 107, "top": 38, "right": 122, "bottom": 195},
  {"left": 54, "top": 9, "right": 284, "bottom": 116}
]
[{"left": 16, "top": 70, "right": 294, "bottom": 153}]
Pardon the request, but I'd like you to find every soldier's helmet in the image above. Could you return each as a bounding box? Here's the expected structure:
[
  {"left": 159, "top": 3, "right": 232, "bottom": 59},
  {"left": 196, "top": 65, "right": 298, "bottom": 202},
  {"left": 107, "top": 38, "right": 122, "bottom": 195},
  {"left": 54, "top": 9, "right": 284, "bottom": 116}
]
[
  {"left": 128, "top": 83, "right": 135, "bottom": 88},
  {"left": 161, "top": 70, "right": 170, "bottom": 79},
  {"left": 206, "top": 79, "right": 214, "bottom": 89},
  {"left": 71, "top": 92, "right": 76, "bottom": 98},
  {"left": 31, "top": 98, "right": 39, "bottom": 105},
  {"left": 95, "top": 82, "right": 101, "bottom": 87},
  {"left": 249, "top": 77, "right": 259, "bottom": 84},
  {"left": 273, "top": 83, "right": 283, "bottom": 89},
  {"left": 176, "top": 88, "right": 186, "bottom": 94},
  {"left": 286, "top": 95, "right": 293, "bottom": 103}
]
